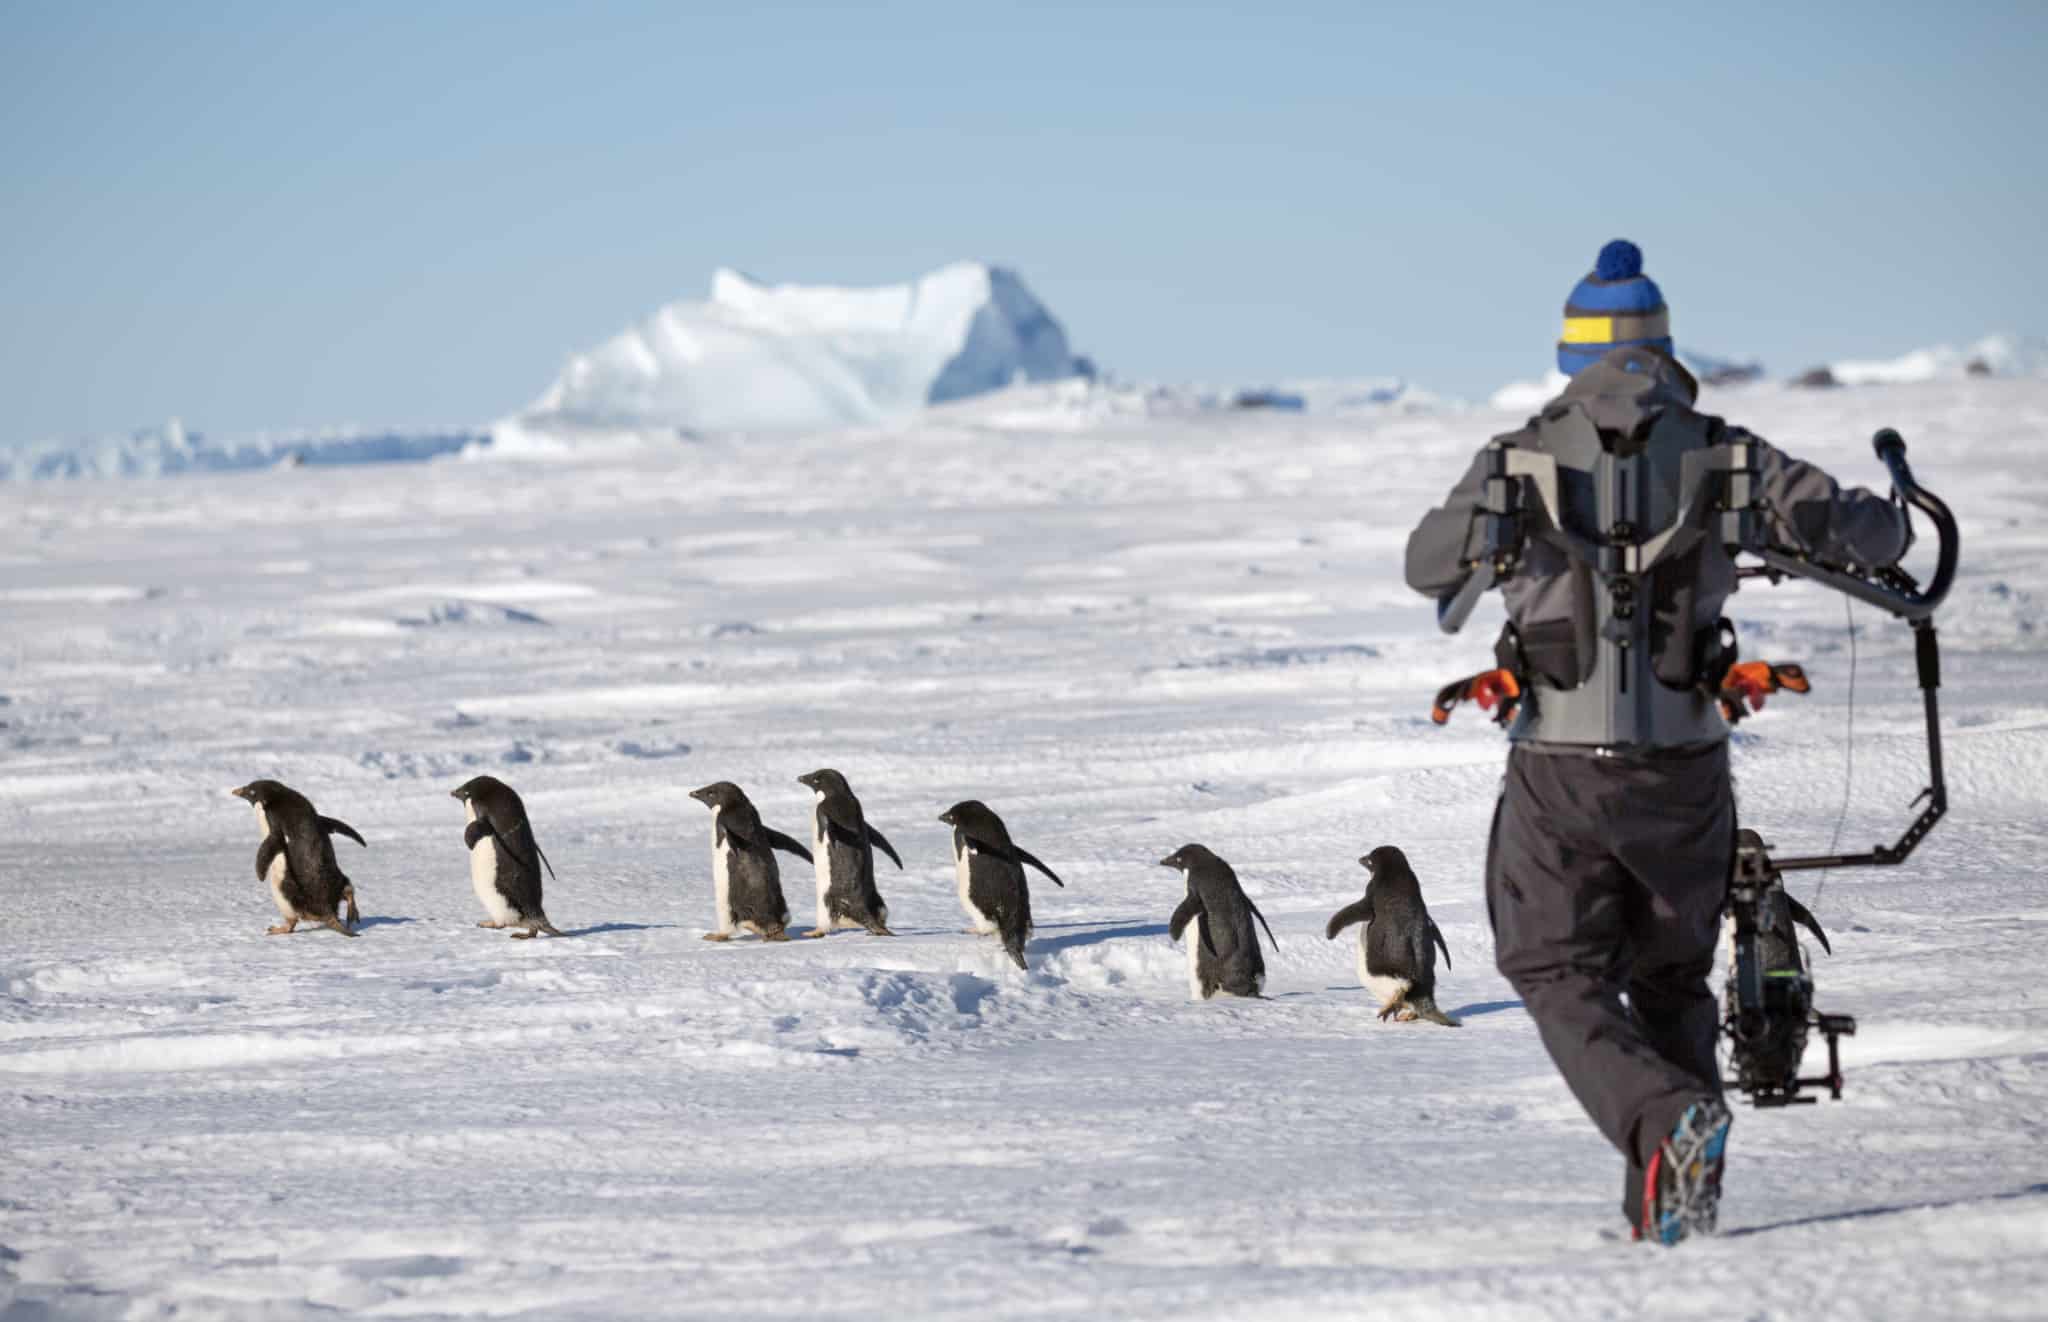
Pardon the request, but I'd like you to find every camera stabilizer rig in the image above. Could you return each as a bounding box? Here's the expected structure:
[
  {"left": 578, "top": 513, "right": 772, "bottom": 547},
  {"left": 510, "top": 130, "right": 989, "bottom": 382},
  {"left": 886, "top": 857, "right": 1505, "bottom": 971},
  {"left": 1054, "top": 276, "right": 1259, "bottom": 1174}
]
[
  {"left": 1721, "top": 429, "right": 1957, "bottom": 1105},
  {"left": 1438, "top": 426, "right": 1959, "bottom": 1107}
]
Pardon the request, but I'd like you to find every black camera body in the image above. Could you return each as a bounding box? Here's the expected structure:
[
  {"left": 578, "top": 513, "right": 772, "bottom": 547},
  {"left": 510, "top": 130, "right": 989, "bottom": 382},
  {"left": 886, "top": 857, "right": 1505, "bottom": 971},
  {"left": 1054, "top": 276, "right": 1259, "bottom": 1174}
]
[{"left": 1724, "top": 831, "right": 1856, "bottom": 1107}]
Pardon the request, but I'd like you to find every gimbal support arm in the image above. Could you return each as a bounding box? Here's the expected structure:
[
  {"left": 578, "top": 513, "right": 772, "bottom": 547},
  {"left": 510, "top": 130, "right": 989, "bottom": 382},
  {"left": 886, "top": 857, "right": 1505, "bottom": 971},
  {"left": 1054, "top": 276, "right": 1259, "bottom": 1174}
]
[{"left": 1735, "top": 430, "right": 1959, "bottom": 872}]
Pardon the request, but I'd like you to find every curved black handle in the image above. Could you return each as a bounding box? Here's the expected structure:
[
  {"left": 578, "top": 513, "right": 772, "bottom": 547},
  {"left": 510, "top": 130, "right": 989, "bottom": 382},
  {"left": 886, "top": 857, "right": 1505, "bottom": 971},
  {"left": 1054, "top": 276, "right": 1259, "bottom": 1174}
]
[{"left": 1871, "top": 428, "right": 1958, "bottom": 614}]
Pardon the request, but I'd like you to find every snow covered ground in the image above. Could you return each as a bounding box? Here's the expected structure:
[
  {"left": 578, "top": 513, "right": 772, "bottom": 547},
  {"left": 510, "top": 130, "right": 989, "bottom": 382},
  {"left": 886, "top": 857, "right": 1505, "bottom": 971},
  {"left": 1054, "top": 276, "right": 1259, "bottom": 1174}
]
[{"left": 3, "top": 376, "right": 2046, "bottom": 1319}]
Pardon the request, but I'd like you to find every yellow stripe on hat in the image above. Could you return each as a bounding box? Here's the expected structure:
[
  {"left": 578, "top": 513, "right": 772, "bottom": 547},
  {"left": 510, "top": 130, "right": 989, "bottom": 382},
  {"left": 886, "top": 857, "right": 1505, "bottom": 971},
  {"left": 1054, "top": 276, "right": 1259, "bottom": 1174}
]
[{"left": 1561, "top": 316, "right": 1615, "bottom": 345}]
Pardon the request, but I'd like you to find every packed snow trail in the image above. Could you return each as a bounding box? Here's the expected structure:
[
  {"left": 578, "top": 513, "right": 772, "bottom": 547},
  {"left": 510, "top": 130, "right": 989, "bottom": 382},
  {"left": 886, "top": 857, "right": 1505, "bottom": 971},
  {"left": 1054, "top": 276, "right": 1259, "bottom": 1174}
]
[{"left": 3, "top": 379, "right": 2045, "bottom": 1318}]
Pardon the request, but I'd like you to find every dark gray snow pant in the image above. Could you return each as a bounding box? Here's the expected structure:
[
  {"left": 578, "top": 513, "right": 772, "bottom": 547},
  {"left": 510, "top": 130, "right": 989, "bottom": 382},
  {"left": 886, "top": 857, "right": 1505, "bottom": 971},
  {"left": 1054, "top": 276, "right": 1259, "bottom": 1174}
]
[{"left": 1485, "top": 741, "right": 1734, "bottom": 1224}]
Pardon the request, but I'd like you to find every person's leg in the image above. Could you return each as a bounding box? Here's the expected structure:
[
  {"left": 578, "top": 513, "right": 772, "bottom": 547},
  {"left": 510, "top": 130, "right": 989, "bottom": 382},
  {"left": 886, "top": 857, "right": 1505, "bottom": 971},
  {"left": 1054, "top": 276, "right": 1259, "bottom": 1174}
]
[
  {"left": 1612, "top": 743, "right": 1737, "bottom": 1233},
  {"left": 1488, "top": 747, "right": 1721, "bottom": 1169},
  {"left": 1617, "top": 743, "right": 1735, "bottom": 1154}
]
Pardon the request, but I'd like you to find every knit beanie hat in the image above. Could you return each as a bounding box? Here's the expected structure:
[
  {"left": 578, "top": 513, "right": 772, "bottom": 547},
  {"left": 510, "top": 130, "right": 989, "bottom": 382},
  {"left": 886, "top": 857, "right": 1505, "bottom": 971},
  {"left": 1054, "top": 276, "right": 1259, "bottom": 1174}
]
[{"left": 1557, "top": 239, "right": 1671, "bottom": 375}]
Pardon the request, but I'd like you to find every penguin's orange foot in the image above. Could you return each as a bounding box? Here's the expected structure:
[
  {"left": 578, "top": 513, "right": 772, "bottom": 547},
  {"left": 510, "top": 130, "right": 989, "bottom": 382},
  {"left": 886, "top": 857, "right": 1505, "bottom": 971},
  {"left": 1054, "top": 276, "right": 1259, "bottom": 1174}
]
[
  {"left": 265, "top": 921, "right": 297, "bottom": 935},
  {"left": 702, "top": 932, "right": 732, "bottom": 942}
]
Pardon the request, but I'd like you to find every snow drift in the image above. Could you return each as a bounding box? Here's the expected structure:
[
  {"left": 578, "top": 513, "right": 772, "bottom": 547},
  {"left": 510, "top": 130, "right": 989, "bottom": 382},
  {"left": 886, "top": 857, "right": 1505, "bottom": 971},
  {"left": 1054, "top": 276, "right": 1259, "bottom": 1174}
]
[
  {"left": 505, "top": 262, "right": 1093, "bottom": 439},
  {"left": 930, "top": 375, "right": 1451, "bottom": 434},
  {"left": 1485, "top": 334, "right": 2047, "bottom": 413},
  {"left": 1488, "top": 348, "right": 1760, "bottom": 415},
  {"left": 1828, "top": 333, "right": 2048, "bottom": 386},
  {"left": 0, "top": 418, "right": 486, "bottom": 481}
]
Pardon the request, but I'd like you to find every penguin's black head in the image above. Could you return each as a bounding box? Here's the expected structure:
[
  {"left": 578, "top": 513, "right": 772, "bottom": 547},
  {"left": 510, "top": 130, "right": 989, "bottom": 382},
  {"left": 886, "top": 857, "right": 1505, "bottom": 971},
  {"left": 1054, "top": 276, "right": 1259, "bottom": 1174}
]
[
  {"left": 690, "top": 781, "right": 744, "bottom": 810},
  {"left": 229, "top": 779, "right": 289, "bottom": 806},
  {"left": 1159, "top": 843, "right": 1215, "bottom": 871},
  {"left": 1359, "top": 845, "right": 1412, "bottom": 877},
  {"left": 450, "top": 775, "right": 503, "bottom": 804},
  {"left": 798, "top": 768, "right": 850, "bottom": 796},
  {"left": 938, "top": 799, "right": 1001, "bottom": 835}
]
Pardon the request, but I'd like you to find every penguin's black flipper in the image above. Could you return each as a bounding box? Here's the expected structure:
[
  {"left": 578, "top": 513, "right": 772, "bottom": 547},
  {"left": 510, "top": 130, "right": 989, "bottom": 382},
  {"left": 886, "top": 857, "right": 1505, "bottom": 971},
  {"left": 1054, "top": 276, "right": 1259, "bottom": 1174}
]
[
  {"left": 256, "top": 833, "right": 286, "bottom": 883},
  {"left": 864, "top": 824, "right": 904, "bottom": 870},
  {"left": 962, "top": 832, "right": 1011, "bottom": 863},
  {"left": 1169, "top": 895, "right": 1216, "bottom": 955},
  {"left": 1325, "top": 897, "right": 1372, "bottom": 940},
  {"left": 1246, "top": 898, "right": 1279, "bottom": 950},
  {"left": 1011, "top": 845, "right": 1064, "bottom": 888},
  {"left": 1431, "top": 920, "right": 1453, "bottom": 971},
  {"left": 319, "top": 816, "right": 367, "bottom": 848},
  {"left": 466, "top": 816, "right": 554, "bottom": 881},
  {"left": 760, "top": 827, "right": 815, "bottom": 863},
  {"left": 504, "top": 820, "right": 558, "bottom": 882},
  {"left": 1786, "top": 894, "right": 1832, "bottom": 955},
  {"left": 819, "top": 796, "right": 865, "bottom": 842}
]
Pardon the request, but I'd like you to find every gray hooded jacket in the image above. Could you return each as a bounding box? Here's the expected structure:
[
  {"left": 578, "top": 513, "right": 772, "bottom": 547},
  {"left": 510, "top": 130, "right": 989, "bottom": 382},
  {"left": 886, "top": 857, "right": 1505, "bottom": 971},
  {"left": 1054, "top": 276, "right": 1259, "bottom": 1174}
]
[{"left": 1405, "top": 348, "right": 1908, "bottom": 749}]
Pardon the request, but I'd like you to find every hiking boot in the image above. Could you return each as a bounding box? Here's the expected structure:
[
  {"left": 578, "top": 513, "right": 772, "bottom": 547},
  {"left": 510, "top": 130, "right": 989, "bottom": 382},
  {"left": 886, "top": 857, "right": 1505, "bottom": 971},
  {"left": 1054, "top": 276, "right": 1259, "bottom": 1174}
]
[{"left": 1639, "top": 1099, "right": 1732, "bottom": 1246}]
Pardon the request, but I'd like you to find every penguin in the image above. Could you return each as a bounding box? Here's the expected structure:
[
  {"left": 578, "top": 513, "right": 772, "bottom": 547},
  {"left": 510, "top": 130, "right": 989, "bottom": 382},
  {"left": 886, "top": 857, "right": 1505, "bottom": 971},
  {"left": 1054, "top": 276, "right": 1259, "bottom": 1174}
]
[
  {"left": 688, "top": 782, "right": 811, "bottom": 941},
  {"left": 796, "top": 768, "right": 900, "bottom": 937},
  {"left": 1325, "top": 845, "right": 1459, "bottom": 1026},
  {"left": 938, "top": 800, "right": 1063, "bottom": 970},
  {"left": 227, "top": 780, "right": 364, "bottom": 937},
  {"left": 449, "top": 775, "right": 563, "bottom": 938},
  {"left": 1161, "top": 844, "right": 1278, "bottom": 999}
]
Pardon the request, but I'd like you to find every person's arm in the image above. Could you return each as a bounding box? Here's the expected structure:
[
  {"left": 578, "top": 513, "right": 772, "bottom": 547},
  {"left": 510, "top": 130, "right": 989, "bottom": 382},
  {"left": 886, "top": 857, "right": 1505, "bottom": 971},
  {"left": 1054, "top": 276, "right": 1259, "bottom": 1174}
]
[
  {"left": 1751, "top": 433, "right": 1910, "bottom": 571},
  {"left": 1404, "top": 445, "right": 1492, "bottom": 598}
]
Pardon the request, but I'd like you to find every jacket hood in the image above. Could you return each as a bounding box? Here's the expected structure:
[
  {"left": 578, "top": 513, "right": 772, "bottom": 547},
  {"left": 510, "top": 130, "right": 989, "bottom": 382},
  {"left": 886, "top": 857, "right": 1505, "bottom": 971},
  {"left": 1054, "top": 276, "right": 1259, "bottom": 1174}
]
[{"left": 1553, "top": 346, "right": 1700, "bottom": 437}]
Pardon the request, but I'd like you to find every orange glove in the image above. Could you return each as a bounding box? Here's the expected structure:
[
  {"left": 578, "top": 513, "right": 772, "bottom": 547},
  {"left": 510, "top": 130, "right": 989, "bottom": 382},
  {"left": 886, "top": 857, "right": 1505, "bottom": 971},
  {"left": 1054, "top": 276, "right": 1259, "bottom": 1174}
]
[
  {"left": 1718, "top": 661, "right": 1811, "bottom": 723},
  {"left": 1432, "top": 669, "right": 1522, "bottom": 726}
]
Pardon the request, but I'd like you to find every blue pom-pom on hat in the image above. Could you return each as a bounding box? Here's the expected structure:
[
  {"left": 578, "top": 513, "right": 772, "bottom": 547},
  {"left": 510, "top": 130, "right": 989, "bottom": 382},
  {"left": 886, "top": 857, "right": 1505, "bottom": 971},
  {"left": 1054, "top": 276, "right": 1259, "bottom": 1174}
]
[
  {"left": 1558, "top": 238, "right": 1670, "bottom": 375},
  {"left": 1594, "top": 239, "right": 1643, "bottom": 281}
]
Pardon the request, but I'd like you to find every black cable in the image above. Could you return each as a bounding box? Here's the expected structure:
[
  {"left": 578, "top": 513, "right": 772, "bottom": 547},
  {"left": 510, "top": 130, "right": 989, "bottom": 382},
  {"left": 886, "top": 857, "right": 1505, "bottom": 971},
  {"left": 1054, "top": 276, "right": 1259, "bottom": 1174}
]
[{"left": 1812, "top": 596, "right": 1857, "bottom": 911}]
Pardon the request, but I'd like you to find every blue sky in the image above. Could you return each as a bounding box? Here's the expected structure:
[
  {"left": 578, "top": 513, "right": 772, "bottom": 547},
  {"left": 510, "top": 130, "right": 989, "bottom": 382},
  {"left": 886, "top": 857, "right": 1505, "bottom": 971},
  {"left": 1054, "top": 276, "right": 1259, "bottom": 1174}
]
[{"left": 4, "top": 2, "right": 2044, "bottom": 441}]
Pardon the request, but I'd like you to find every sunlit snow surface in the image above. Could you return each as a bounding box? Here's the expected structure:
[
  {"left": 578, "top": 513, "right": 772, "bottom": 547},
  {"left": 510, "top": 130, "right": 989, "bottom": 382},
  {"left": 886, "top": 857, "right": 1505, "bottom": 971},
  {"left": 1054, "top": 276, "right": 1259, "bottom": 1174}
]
[{"left": 4, "top": 379, "right": 2046, "bottom": 1318}]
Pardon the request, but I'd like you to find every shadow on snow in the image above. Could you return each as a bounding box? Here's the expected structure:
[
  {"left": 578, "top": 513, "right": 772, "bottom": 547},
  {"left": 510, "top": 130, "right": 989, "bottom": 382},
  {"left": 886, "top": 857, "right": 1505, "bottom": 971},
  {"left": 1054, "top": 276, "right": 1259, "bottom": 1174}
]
[
  {"left": 1031, "top": 921, "right": 1171, "bottom": 955},
  {"left": 1727, "top": 1182, "right": 2048, "bottom": 1237}
]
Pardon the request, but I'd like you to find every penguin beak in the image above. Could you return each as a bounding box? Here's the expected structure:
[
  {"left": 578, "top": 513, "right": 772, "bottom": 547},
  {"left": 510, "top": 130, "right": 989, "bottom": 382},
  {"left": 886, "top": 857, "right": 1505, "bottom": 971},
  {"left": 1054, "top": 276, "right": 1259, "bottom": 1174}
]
[
  {"left": 937, "top": 812, "right": 953, "bottom": 825},
  {"left": 228, "top": 785, "right": 252, "bottom": 802},
  {"left": 450, "top": 788, "right": 466, "bottom": 801},
  {"left": 1357, "top": 855, "right": 1373, "bottom": 870},
  {"left": 689, "top": 788, "right": 712, "bottom": 805},
  {"left": 1157, "top": 855, "right": 1177, "bottom": 869}
]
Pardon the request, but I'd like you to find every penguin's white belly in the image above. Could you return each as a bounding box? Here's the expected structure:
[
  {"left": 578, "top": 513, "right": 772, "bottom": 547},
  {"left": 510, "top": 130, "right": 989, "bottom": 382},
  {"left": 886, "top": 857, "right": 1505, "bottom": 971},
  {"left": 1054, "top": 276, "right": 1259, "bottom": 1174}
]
[
  {"left": 253, "top": 804, "right": 295, "bottom": 918},
  {"left": 955, "top": 842, "right": 993, "bottom": 932},
  {"left": 469, "top": 839, "right": 516, "bottom": 924},
  {"left": 710, "top": 807, "right": 734, "bottom": 932},
  {"left": 813, "top": 814, "right": 837, "bottom": 929},
  {"left": 266, "top": 850, "right": 294, "bottom": 919},
  {"left": 465, "top": 802, "right": 516, "bottom": 923},
  {"left": 1185, "top": 913, "right": 1207, "bottom": 999},
  {"left": 1360, "top": 922, "right": 1411, "bottom": 1009}
]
